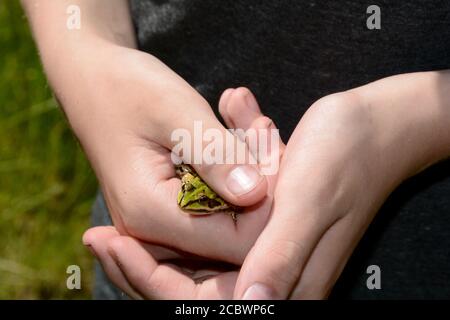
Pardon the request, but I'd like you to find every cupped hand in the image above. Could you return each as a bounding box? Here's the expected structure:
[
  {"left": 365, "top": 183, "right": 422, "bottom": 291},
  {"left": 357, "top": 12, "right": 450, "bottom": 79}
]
[
  {"left": 85, "top": 72, "right": 450, "bottom": 300},
  {"left": 84, "top": 87, "right": 285, "bottom": 299},
  {"left": 60, "top": 42, "right": 278, "bottom": 264},
  {"left": 234, "top": 89, "right": 423, "bottom": 299},
  {"left": 98, "top": 90, "right": 419, "bottom": 300},
  {"left": 87, "top": 87, "right": 390, "bottom": 300}
]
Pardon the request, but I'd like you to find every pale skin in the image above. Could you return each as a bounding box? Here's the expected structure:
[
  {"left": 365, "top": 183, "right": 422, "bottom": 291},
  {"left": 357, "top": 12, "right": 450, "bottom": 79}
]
[
  {"left": 21, "top": 0, "right": 272, "bottom": 266},
  {"left": 23, "top": 0, "right": 450, "bottom": 299}
]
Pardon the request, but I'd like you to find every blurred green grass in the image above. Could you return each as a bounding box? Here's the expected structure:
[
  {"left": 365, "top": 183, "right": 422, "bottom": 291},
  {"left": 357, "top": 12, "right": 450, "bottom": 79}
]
[{"left": 0, "top": 1, "right": 97, "bottom": 299}]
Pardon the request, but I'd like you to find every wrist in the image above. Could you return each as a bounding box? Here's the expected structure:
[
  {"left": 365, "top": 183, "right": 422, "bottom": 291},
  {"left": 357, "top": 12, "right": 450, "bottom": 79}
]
[
  {"left": 352, "top": 71, "right": 450, "bottom": 181},
  {"left": 42, "top": 38, "right": 121, "bottom": 104}
]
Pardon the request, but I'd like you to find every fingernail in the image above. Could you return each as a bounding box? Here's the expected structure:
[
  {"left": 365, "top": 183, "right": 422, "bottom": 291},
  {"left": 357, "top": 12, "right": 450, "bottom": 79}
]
[
  {"left": 242, "top": 283, "right": 274, "bottom": 300},
  {"left": 245, "top": 92, "right": 260, "bottom": 113},
  {"left": 226, "top": 166, "right": 262, "bottom": 195},
  {"left": 85, "top": 244, "right": 98, "bottom": 259}
]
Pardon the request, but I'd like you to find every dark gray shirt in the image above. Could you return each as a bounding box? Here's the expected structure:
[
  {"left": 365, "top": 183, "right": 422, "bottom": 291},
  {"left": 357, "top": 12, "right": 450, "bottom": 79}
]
[{"left": 94, "top": 0, "right": 450, "bottom": 299}]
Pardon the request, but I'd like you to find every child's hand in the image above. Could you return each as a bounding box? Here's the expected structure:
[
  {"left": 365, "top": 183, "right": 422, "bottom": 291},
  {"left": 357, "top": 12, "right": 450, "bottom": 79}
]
[
  {"left": 83, "top": 87, "right": 285, "bottom": 299},
  {"left": 234, "top": 72, "right": 450, "bottom": 299},
  {"left": 23, "top": 0, "right": 272, "bottom": 264},
  {"left": 91, "top": 72, "right": 450, "bottom": 300},
  {"left": 63, "top": 45, "right": 275, "bottom": 263}
]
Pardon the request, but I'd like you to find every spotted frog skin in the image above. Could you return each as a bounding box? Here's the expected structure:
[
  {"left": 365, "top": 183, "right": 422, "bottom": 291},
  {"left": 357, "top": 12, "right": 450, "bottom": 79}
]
[{"left": 175, "top": 164, "right": 240, "bottom": 222}]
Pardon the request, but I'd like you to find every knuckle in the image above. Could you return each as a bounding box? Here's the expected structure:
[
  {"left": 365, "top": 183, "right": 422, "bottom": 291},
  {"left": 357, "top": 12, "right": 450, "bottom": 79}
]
[
  {"left": 261, "top": 238, "right": 307, "bottom": 287},
  {"left": 106, "top": 236, "right": 127, "bottom": 254},
  {"left": 303, "top": 91, "right": 369, "bottom": 138},
  {"left": 143, "top": 266, "right": 174, "bottom": 299},
  {"left": 294, "top": 281, "right": 330, "bottom": 299},
  {"left": 231, "top": 87, "right": 251, "bottom": 101}
]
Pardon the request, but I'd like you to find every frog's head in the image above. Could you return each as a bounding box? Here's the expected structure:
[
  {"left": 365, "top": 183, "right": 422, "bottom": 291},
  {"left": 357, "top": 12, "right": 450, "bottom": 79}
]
[{"left": 177, "top": 172, "right": 230, "bottom": 213}]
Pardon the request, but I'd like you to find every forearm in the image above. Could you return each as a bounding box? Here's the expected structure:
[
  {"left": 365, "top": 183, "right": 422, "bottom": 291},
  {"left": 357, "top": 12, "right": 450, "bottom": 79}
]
[
  {"left": 353, "top": 70, "right": 450, "bottom": 182},
  {"left": 21, "top": 0, "right": 136, "bottom": 98},
  {"left": 21, "top": 0, "right": 136, "bottom": 50},
  {"left": 21, "top": 0, "right": 212, "bottom": 145},
  {"left": 21, "top": 0, "right": 142, "bottom": 122}
]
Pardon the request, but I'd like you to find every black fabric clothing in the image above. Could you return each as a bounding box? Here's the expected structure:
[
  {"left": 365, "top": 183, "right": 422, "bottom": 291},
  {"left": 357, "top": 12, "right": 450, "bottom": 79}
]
[
  {"left": 93, "top": 0, "right": 450, "bottom": 299},
  {"left": 130, "top": 0, "right": 450, "bottom": 142}
]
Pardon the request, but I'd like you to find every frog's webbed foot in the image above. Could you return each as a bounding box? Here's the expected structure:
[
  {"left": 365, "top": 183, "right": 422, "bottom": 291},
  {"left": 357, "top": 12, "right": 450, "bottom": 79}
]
[{"left": 229, "top": 212, "right": 238, "bottom": 227}]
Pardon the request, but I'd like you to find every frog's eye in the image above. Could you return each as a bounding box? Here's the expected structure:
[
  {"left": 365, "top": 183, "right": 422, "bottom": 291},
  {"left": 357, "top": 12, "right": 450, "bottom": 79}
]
[
  {"left": 184, "top": 182, "right": 193, "bottom": 191},
  {"left": 197, "top": 196, "right": 221, "bottom": 209},
  {"left": 207, "top": 199, "right": 221, "bottom": 208}
]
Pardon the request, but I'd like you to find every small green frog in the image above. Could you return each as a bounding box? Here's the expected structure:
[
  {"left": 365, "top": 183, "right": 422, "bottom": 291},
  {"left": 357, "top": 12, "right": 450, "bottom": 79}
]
[{"left": 175, "top": 164, "right": 241, "bottom": 222}]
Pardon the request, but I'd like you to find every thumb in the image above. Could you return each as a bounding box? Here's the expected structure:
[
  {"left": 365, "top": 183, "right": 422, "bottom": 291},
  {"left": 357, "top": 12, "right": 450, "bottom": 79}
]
[
  {"left": 233, "top": 174, "right": 328, "bottom": 299},
  {"left": 189, "top": 153, "right": 267, "bottom": 207},
  {"left": 233, "top": 216, "right": 325, "bottom": 299},
  {"left": 167, "top": 92, "right": 267, "bottom": 207}
]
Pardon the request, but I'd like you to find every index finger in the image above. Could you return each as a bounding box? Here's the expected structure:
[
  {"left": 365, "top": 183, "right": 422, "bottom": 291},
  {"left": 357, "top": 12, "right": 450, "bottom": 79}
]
[{"left": 108, "top": 235, "right": 238, "bottom": 299}]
